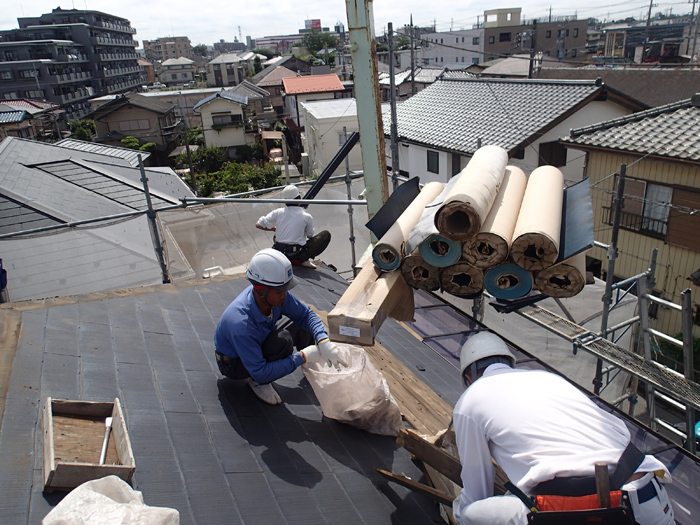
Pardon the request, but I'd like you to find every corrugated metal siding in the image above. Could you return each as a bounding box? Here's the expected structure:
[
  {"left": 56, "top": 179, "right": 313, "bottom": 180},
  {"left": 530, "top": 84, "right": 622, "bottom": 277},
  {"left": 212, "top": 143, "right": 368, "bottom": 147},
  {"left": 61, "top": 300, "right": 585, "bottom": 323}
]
[{"left": 588, "top": 151, "right": 700, "bottom": 337}]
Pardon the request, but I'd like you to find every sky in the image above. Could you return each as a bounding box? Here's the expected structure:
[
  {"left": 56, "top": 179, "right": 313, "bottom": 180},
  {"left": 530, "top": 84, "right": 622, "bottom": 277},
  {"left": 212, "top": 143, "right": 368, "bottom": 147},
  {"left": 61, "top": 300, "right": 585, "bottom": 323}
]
[{"left": 1, "top": 0, "right": 695, "bottom": 48}]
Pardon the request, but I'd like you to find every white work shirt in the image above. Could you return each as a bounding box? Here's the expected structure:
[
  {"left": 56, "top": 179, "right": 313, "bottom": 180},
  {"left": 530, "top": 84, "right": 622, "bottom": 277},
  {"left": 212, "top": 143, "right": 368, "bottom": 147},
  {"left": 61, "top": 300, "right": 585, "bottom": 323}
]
[
  {"left": 257, "top": 206, "right": 314, "bottom": 246},
  {"left": 453, "top": 364, "right": 670, "bottom": 518}
]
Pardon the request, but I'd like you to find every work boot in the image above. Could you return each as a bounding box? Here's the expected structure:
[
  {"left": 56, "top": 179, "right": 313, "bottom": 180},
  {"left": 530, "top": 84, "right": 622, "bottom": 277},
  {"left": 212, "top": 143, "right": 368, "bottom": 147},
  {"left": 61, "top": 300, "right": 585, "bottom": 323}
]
[
  {"left": 300, "top": 259, "right": 316, "bottom": 269},
  {"left": 247, "top": 378, "right": 282, "bottom": 405}
]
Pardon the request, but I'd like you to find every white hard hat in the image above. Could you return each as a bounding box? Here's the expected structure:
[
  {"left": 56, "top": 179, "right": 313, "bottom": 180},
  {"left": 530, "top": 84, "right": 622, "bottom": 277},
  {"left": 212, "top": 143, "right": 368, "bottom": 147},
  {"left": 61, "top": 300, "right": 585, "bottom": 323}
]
[
  {"left": 459, "top": 332, "right": 515, "bottom": 387},
  {"left": 246, "top": 248, "right": 297, "bottom": 290},
  {"left": 281, "top": 184, "right": 301, "bottom": 200}
]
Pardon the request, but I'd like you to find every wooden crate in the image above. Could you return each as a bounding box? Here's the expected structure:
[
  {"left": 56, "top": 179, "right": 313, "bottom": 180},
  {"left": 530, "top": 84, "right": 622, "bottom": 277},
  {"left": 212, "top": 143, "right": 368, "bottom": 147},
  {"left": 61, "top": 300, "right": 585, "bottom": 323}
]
[{"left": 42, "top": 397, "right": 135, "bottom": 493}]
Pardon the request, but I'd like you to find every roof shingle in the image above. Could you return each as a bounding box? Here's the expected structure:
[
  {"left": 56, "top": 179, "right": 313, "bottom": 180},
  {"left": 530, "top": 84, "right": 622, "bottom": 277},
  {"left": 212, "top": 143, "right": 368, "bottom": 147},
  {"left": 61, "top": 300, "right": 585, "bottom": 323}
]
[{"left": 282, "top": 74, "right": 343, "bottom": 95}]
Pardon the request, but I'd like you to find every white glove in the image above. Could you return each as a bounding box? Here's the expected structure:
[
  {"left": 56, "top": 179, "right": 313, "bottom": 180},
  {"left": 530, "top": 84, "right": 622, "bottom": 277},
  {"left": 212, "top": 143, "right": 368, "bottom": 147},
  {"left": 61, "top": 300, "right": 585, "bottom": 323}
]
[
  {"left": 300, "top": 345, "right": 330, "bottom": 367},
  {"left": 319, "top": 339, "right": 348, "bottom": 368}
]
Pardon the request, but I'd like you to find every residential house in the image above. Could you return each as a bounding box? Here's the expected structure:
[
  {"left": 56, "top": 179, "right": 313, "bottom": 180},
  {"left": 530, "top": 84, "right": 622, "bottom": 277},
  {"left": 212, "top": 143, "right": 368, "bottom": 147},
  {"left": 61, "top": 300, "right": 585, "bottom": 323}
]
[
  {"left": 601, "top": 21, "right": 689, "bottom": 63},
  {"left": 300, "top": 98, "right": 389, "bottom": 177},
  {"left": 260, "top": 55, "right": 311, "bottom": 75},
  {"left": 382, "top": 77, "right": 646, "bottom": 183},
  {"left": 194, "top": 89, "right": 251, "bottom": 155},
  {"left": 378, "top": 67, "right": 458, "bottom": 101},
  {"left": 535, "top": 68, "right": 700, "bottom": 108},
  {"left": 0, "top": 8, "right": 145, "bottom": 120},
  {"left": 0, "top": 136, "right": 195, "bottom": 301},
  {"left": 0, "top": 98, "right": 62, "bottom": 140},
  {"left": 91, "top": 88, "right": 222, "bottom": 128},
  {"left": 282, "top": 74, "right": 345, "bottom": 129},
  {"left": 90, "top": 93, "right": 179, "bottom": 162},
  {"left": 138, "top": 57, "right": 156, "bottom": 84},
  {"left": 561, "top": 94, "right": 700, "bottom": 338},
  {"left": 228, "top": 80, "right": 274, "bottom": 129},
  {"left": 206, "top": 53, "right": 265, "bottom": 88},
  {"left": 158, "top": 57, "right": 196, "bottom": 85},
  {"left": 252, "top": 65, "right": 297, "bottom": 119}
]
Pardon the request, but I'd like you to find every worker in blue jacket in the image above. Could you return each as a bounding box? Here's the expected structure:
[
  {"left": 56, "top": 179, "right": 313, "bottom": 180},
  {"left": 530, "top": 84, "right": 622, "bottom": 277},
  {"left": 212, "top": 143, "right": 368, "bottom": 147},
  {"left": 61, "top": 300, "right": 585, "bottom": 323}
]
[{"left": 215, "top": 248, "right": 346, "bottom": 405}]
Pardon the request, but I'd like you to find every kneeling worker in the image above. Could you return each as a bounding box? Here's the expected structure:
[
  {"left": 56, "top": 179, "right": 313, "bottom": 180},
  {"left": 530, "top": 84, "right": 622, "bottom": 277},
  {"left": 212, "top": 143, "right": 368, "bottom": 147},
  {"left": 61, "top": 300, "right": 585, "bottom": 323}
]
[
  {"left": 255, "top": 184, "right": 331, "bottom": 269},
  {"left": 215, "top": 248, "right": 345, "bottom": 405},
  {"left": 453, "top": 331, "right": 674, "bottom": 525}
]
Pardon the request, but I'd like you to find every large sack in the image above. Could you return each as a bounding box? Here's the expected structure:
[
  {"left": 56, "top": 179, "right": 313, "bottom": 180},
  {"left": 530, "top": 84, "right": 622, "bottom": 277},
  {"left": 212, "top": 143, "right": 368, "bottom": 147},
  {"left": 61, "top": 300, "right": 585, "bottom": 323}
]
[{"left": 302, "top": 343, "right": 402, "bottom": 436}]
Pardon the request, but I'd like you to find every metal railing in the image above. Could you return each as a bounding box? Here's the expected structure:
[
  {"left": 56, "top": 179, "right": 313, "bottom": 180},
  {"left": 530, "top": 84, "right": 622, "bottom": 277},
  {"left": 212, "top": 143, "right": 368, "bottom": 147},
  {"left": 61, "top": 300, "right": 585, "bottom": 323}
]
[{"left": 602, "top": 206, "right": 667, "bottom": 239}]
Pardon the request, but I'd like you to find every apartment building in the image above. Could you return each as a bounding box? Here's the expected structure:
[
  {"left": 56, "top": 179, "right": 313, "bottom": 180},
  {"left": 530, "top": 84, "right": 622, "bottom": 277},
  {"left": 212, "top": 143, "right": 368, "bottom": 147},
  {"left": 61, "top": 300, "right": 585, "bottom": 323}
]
[
  {"left": 143, "top": 36, "right": 193, "bottom": 62},
  {"left": 0, "top": 8, "right": 145, "bottom": 121}
]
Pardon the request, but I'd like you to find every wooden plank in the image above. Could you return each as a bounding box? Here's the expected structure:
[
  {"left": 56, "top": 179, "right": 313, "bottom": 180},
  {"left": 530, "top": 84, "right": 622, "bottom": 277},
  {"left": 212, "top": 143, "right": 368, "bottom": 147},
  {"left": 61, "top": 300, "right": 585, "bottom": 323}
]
[
  {"left": 397, "top": 428, "right": 462, "bottom": 486},
  {"left": 42, "top": 397, "right": 55, "bottom": 492},
  {"left": 375, "top": 468, "right": 454, "bottom": 506}
]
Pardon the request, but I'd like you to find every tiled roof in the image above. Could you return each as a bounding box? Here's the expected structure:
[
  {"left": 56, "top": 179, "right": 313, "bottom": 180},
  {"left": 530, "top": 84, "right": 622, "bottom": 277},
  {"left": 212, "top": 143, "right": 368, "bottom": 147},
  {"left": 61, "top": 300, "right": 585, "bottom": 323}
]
[
  {"left": 161, "top": 57, "right": 195, "bottom": 66},
  {"left": 282, "top": 74, "right": 343, "bottom": 95},
  {"left": 229, "top": 80, "right": 270, "bottom": 100},
  {"left": 378, "top": 67, "right": 448, "bottom": 86},
  {"left": 254, "top": 65, "right": 297, "bottom": 87},
  {"left": 0, "top": 110, "right": 26, "bottom": 124},
  {"left": 208, "top": 53, "right": 243, "bottom": 65},
  {"left": 441, "top": 69, "right": 477, "bottom": 79},
  {"left": 383, "top": 78, "right": 607, "bottom": 155},
  {"left": 193, "top": 88, "right": 248, "bottom": 111},
  {"left": 536, "top": 68, "right": 700, "bottom": 108},
  {"left": 92, "top": 93, "right": 173, "bottom": 117},
  {"left": 563, "top": 94, "right": 700, "bottom": 162}
]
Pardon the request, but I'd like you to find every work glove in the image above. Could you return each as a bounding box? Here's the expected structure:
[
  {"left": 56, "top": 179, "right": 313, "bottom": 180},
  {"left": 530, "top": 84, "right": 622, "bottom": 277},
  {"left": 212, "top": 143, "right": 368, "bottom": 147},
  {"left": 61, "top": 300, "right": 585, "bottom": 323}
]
[
  {"left": 300, "top": 345, "right": 330, "bottom": 367},
  {"left": 319, "top": 339, "right": 348, "bottom": 368}
]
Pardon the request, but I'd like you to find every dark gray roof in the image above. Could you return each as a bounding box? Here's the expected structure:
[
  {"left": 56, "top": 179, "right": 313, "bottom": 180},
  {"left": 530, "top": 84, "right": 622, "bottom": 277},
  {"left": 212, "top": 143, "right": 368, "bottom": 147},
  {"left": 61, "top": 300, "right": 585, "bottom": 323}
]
[
  {"left": 229, "top": 80, "right": 270, "bottom": 100},
  {"left": 535, "top": 68, "right": 700, "bottom": 108},
  {"left": 563, "top": 94, "right": 700, "bottom": 162},
  {"left": 383, "top": 78, "right": 610, "bottom": 155},
  {"left": 0, "top": 193, "right": 62, "bottom": 235},
  {"left": 193, "top": 89, "right": 248, "bottom": 111},
  {"left": 91, "top": 93, "right": 174, "bottom": 118}
]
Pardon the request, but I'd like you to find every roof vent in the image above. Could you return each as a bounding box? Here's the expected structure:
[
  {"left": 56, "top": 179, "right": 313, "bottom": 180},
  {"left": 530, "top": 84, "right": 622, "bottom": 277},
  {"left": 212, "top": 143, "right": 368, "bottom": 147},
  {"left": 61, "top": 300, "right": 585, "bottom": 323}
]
[{"left": 692, "top": 93, "right": 700, "bottom": 107}]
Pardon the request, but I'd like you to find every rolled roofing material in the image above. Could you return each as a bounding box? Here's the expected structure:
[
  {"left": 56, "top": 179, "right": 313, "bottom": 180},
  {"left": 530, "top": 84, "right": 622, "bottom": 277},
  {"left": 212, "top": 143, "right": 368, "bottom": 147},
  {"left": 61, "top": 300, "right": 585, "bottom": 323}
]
[
  {"left": 435, "top": 145, "right": 508, "bottom": 242},
  {"left": 484, "top": 262, "right": 533, "bottom": 300},
  {"left": 372, "top": 182, "right": 445, "bottom": 271},
  {"left": 418, "top": 234, "right": 462, "bottom": 268},
  {"left": 405, "top": 176, "right": 460, "bottom": 256},
  {"left": 463, "top": 166, "right": 527, "bottom": 269},
  {"left": 534, "top": 251, "right": 587, "bottom": 298},
  {"left": 511, "top": 165, "right": 564, "bottom": 271},
  {"left": 401, "top": 252, "right": 441, "bottom": 291},
  {"left": 440, "top": 261, "right": 484, "bottom": 298}
]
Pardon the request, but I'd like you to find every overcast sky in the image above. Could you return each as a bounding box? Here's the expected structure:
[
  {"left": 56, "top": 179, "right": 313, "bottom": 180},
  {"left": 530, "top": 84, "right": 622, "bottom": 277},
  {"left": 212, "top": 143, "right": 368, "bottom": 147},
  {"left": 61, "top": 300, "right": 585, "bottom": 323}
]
[{"left": 1, "top": 1, "right": 694, "bottom": 48}]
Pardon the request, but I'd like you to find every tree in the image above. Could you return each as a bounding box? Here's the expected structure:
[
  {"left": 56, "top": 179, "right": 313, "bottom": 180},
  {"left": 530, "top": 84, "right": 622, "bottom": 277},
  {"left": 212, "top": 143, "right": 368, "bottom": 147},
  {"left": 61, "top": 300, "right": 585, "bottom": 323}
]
[
  {"left": 254, "top": 48, "right": 275, "bottom": 60},
  {"left": 192, "top": 44, "right": 207, "bottom": 55},
  {"left": 175, "top": 145, "right": 225, "bottom": 175},
  {"left": 68, "top": 119, "right": 95, "bottom": 141},
  {"left": 253, "top": 55, "right": 263, "bottom": 73},
  {"left": 300, "top": 30, "right": 339, "bottom": 56},
  {"left": 121, "top": 136, "right": 156, "bottom": 151}
]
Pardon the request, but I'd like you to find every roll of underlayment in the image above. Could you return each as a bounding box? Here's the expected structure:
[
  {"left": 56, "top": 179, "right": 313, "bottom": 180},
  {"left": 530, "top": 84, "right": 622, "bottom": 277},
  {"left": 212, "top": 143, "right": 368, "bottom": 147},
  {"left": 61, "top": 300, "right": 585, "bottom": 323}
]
[
  {"left": 440, "top": 261, "right": 484, "bottom": 298},
  {"left": 534, "top": 251, "right": 587, "bottom": 298},
  {"left": 419, "top": 233, "right": 462, "bottom": 268},
  {"left": 463, "top": 166, "right": 527, "bottom": 269},
  {"left": 401, "top": 252, "right": 441, "bottom": 291},
  {"left": 435, "top": 145, "right": 508, "bottom": 242},
  {"left": 484, "top": 262, "right": 533, "bottom": 300},
  {"left": 372, "top": 182, "right": 445, "bottom": 271},
  {"left": 511, "top": 166, "right": 564, "bottom": 271}
]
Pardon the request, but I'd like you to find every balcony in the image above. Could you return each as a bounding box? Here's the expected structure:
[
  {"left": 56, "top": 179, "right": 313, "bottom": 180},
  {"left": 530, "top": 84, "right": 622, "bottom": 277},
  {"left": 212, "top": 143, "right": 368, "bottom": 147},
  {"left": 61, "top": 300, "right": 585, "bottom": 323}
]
[
  {"left": 60, "top": 88, "right": 91, "bottom": 104},
  {"left": 602, "top": 206, "right": 667, "bottom": 240},
  {"left": 106, "top": 76, "right": 145, "bottom": 94},
  {"left": 96, "top": 36, "right": 136, "bottom": 47},
  {"left": 99, "top": 52, "right": 138, "bottom": 62},
  {"left": 56, "top": 71, "right": 93, "bottom": 84},
  {"left": 57, "top": 53, "right": 89, "bottom": 62},
  {"left": 103, "top": 66, "right": 141, "bottom": 78},
  {"left": 99, "top": 21, "right": 137, "bottom": 34}
]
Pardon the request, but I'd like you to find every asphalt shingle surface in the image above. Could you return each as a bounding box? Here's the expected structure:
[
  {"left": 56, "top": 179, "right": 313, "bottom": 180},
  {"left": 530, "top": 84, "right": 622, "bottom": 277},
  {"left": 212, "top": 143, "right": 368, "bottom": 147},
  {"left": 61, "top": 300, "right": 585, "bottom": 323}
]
[{"left": 0, "top": 267, "right": 462, "bottom": 524}]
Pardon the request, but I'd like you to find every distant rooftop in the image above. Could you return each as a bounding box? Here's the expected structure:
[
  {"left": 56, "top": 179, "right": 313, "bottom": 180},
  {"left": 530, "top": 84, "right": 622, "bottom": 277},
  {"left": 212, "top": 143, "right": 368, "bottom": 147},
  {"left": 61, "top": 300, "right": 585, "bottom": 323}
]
[{"left": 282, "top": 74, "right": 344, "bottom": 95}]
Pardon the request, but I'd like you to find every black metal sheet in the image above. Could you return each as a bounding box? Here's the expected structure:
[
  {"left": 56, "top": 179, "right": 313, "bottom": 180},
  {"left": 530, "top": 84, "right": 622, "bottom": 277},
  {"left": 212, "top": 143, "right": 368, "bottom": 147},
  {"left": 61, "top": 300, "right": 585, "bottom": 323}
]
[
  {"left": 365, "top": 177, "right": 421, "bottom": 239},
  {"left": 558, "top": 177, "right": 594, "bottom": 262}
]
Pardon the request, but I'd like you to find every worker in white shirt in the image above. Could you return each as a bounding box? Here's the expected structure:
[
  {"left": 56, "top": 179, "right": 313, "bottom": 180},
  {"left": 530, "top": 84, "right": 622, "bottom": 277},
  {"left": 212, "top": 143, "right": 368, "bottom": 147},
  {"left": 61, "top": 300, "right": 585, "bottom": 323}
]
[
  {"left": 452, "top": 331, "right": 675, "bottom": 525},
  {"left": 256, "top": 185, "right": 331, "bottom": 269}
]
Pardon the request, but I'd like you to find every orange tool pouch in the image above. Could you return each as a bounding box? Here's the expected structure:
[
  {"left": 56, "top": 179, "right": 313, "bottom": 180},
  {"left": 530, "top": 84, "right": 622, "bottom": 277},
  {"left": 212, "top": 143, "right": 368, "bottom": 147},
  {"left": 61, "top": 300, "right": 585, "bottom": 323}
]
[{"left": 535, "top": 491, "right": 622, "bottom": 512}]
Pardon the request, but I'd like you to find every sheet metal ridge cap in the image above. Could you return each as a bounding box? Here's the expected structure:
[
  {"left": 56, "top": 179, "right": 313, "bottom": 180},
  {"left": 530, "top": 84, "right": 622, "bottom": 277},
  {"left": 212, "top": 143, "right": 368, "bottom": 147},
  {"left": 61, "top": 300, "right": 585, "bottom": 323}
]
[{"left": 438, "top": 77, "right": 604, "bottom": 86}]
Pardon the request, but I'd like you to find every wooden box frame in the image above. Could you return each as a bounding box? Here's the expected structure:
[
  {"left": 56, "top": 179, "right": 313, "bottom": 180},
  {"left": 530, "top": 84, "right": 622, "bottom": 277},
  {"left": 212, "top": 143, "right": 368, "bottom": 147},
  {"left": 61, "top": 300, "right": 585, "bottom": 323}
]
[{"left": 42, "top": 397, "right": 135, "bottom": 492}]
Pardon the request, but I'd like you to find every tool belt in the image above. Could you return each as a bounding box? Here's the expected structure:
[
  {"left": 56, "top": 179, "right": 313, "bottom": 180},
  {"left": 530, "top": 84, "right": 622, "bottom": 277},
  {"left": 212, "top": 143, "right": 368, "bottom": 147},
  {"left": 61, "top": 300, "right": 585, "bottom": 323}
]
[{"left": 273, "top": 242, "right": 304, "bottom": 256}]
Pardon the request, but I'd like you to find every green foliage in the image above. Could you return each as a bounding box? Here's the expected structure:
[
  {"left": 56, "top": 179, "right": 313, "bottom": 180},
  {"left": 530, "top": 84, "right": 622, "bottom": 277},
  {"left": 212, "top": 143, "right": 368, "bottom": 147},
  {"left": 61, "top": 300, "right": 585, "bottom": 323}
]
[
  {"left": 254, "top": 56, "right": 262, "bottom": 74},
  {"left": 235, "top": 142, "right": 264, "bottom": 162},
  {"left": 192, "top": 44, "right": 207, "bottom": 55},
  {"left": 185, "top": 126, "right": 204, "bottom": 146},
  {"left": 175, "top": 145, "right": 225, "bottom": 174},
  {"left": 254, "top": 48, "right": 275, "bottom": 60},
  {"left": 658, "top": 333, "right": 700, "bottom": 364},
  {"left": 197, "top": 162, "right": 281, "bottom": 197},
  {"left": 394, "top": 34, "right": 411, "bottom": 50},
  {"left": 139, "top": 142, "right": 156, "bottom": 152},
  {"left": 68, "top": 119, "right": 95, "bottom": 141},
  {"left": 272, "top": 121, "right": 287, "bottom": 133},
  {"left": 301, "top": 30, "right": 339, "bottom": 56},
  {"left": 121, "top": 136, "right": 141, "bottom": 150}
]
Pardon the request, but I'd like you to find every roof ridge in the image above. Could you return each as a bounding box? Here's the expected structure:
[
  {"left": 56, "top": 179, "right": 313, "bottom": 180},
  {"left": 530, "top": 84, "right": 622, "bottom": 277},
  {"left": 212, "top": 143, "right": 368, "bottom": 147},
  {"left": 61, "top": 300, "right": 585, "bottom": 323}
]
[{"left": 441, "top": 77, "right": 603, "bottom": 86}]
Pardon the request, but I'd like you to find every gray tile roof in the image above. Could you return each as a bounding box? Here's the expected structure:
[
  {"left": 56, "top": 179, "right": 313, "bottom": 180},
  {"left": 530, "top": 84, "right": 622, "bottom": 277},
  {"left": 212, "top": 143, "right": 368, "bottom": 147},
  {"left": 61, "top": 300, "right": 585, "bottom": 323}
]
[
  {"left": 228, "top": 80, "right": 270, "bottom": 100},
  {"left": 91, "top": 93, "right": 174, "bottom": 117},
  {"left": 383, "top": 78, "right": 608, "bottom": 155},
  {"left": 440, "top": 69, "right": 477, "bottom": 79},
  {"left": 378, "top": 67, "right": 448, "bottom": 86},
  {"left": 193, "top": 89, "right": 248, "bottom": 112},
  {"left": 563, "top": 94, "right": 700, "bottom": 162}
]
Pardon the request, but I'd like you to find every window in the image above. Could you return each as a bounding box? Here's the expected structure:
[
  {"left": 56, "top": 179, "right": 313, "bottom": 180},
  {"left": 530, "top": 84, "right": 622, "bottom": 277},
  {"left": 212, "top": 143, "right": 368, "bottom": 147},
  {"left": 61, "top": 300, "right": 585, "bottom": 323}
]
[
  {"left": 489, "top": 36, "right": 495, "bottom": 44},
  {"left": 25, "top": 90, "right": 43, "bottom": 98},
  {"left": 572, "top": 49, "right": 577, "bottom": 58},
  {"left": 605, "top": 176, "right": 672, "bottom": 239},
  {"left": 171, "top": 74, "right": 177, "bottom": 80},
  {"left": 19, "top": 70, "right": 39, "bottom": 79},
  {"left": 473, "top": 37, "right": 479, "bottom": 45},
  {"left": 573, "top": 28, "right": 579, "bottom": 38},
  {"left": 472, "top": 57, "right": 479, "bottom": 64},
  {"left": 427, "top": 150, "right": 439, "bottom": 174},
  {"left": 0, "top": 71, "right": 12, "bottom": 80},
  {"left": 546, "top": 30, "right": 552, "bottom": 38},
  {"left": 212, "top": 114, "right": 243, "bottom": 126},
  {"left": 440, "top": 57, "right": 443, "bottom": 62},
  {"left": 435, "top": 57, "right": 439, "bottom": 62},
  {"left": 462, "top": 57, "right": 465, "bottom": 62},
  {"left": 499, "top": 32, "right": 511, "bottom": 42},
  {"left": 538, "top": 141, "right": 567, "bottom": 167},
  {"left": 440, "top": 38, "right": 443, "bottom": 44},
  {"left": 181, "top": 73, "right": 187, "bottom": 78},
  {"left": 667, "top": 188, "right": 700, "bottom": 251},
  {"left": 462, "top": 37, "right": 465, "bottom": 43},
  {"left": 456, "top": 38, "right": 459, "bottom": 44},
  {"left": 118, "top": 119, "right": 150, "bottom": 131}
]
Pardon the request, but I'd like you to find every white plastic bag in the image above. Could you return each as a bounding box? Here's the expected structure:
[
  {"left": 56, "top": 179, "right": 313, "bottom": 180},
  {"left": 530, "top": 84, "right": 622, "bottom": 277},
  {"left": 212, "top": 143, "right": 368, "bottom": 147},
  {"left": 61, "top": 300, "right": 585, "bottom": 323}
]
[
  {"left": 43, "top": 475, "right": 179, "bottom": 525},
  {"left": 302, "top": 343, "right": 403, "bottom": 436}
]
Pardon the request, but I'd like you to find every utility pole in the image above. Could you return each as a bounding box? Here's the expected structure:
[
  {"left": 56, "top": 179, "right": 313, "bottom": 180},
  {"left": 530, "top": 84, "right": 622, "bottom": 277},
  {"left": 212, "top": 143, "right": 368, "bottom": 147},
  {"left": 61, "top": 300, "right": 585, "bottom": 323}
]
[
  {"left": 528, "top": 20, "right": 538, "bottom": 79},
  {"left": 388, "top": 22, "right": 400, "bottom": 189},
  {"left": 410, "top": 14, "right": 416, "bottom": 96},
  {"left": 692, "top": 4, "right": 700, "bottom": 63},
  {"left": 644, "top": 0, "right": 654, "bottom": 61}
]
